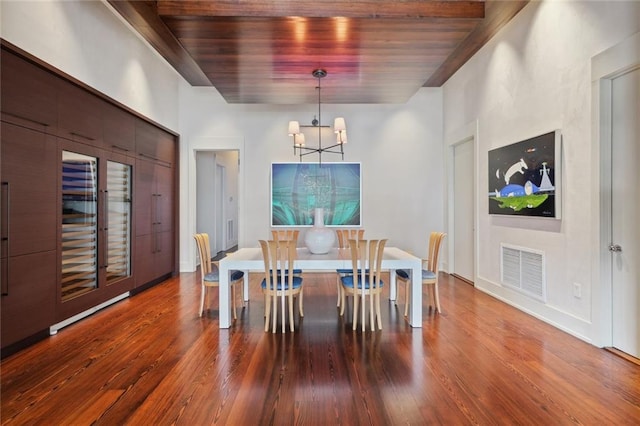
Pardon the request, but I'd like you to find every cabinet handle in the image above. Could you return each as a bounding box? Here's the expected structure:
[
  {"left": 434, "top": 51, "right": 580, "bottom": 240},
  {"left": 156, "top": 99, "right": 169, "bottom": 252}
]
[
  {"left": 103, "top": 190, "right": 109, "bottom": 269},
  {"left": 139, "top": 153, "right": 171, "bottom": 168},
  {"left": 70, "top": 131, "right": 96, "bottom": 141},
  {"left": 156, "top": 193, "right": 162, "bottom": 227},
  {"left": 1, "top": 182, "right": 9, "bottom": 296},
  {"left": 112, "top": 144, "right": 130, "bottom": 152},
  {"left": 3, "top": 112, "right": 48, "bottom": 128}
]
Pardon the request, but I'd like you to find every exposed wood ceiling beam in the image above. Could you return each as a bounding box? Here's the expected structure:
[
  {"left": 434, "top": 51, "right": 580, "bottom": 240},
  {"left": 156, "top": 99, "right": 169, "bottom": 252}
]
[{"left": 156, "top": 0, "right": 486, "bottom": 19}]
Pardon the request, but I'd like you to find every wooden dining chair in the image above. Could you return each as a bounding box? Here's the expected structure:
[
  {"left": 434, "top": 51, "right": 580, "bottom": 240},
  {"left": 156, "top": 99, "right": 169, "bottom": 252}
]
[
  {"left": 271, "top": 229, "right": 299, "bottom": 245},
  {"left": 271, "top": 229, "right": 302, "bottom": 276},
  {"left": 259, "top": 239, "right": 304, "bottom": 333},
  {"left": 335, "top": 229, "right": 365, "bottom": 307},
  {"left": 194, "top": 233, "right": 244, "bottom": 319},
  {"left": 340, "top": 238, "right": 387, "bottom": 331},
  {"left": 396, "top": 232, "right": 446, "bottom": 316}
]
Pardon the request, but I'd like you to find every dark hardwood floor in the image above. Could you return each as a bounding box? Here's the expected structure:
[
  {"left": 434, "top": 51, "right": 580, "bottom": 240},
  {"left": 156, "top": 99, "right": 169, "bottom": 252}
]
[{"left": 1, "top": 272, "right": 639, "bottom": 425}]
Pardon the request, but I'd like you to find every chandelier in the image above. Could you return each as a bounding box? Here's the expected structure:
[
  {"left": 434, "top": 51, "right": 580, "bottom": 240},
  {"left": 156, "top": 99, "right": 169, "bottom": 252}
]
[{"left": 288, "top": 69, "right": 347, "bottom": 163}]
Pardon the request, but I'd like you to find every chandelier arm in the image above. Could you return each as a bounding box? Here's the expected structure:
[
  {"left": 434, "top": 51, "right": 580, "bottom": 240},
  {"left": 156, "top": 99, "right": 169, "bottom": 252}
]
[{"left": 289, "top": 69, "right": 346, "bottom": 163}]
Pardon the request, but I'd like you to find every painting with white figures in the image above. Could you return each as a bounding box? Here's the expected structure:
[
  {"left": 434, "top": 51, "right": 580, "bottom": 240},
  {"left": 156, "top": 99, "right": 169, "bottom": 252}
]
[{"left": 488, "top": 130, "right": 562, "bottom": 218}]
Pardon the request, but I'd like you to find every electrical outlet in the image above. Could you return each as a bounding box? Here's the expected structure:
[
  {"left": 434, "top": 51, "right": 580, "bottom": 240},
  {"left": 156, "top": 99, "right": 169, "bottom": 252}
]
[{"left": 573, "top": 283, "right": 582, "bottom": 299}]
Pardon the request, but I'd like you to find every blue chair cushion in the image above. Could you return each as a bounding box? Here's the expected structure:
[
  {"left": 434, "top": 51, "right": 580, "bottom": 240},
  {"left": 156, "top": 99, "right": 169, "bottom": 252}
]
[
  {"left": 204, "top": 270, "right": 244, "bottom": 283},
  {"left": 340, "top": 275, "right": 384, "bottom": 289},
  {"left": 336, "top": 268, "right": 368, "bottom": 274},
  {"left": 261, "top": 276, "right": 303, "bottom": 290},
  {"left": 396, "top": 269, "right": 436, "bottom": 280}
]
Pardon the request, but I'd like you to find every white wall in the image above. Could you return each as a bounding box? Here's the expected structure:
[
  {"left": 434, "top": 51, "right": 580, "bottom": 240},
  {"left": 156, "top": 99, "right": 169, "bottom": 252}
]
[
  {"left": 178, "top": 85, "right": 444, "bottom": 271},
  {"left": 443, "top": 0, "right": 640, "bottom": 343}
]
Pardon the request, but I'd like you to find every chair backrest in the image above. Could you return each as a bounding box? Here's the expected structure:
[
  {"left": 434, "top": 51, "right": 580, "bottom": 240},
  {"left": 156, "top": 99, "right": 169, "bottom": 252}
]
[
  {"left": 271, "top": 229, "right": 299, "bottom": 245},
  {"left": 336, "top": 229, "right": 365, "bottom": 248},
  {"left": 426, "top": 232, "right": 446, "bottom": 273},
  {"left": 348, "top": 238, "right": 387, "bottom": 291},
  {"left": 259, "top": 239, "right": 298, "bottom": 291},
  {"left": 194, "top": 233, "right": 213, "bottom": 276}
]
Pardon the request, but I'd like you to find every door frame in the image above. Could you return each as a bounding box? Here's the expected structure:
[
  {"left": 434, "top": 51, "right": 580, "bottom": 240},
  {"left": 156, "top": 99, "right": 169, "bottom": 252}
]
[
  {"left": 446, "top": 120, "right": 479, "bottom": 283},
  {"left": 592, "top": 32, "right": 640, "bottom": 347},
  {"left": 185, "top": 138, "right": 244, "bottom": 272}
]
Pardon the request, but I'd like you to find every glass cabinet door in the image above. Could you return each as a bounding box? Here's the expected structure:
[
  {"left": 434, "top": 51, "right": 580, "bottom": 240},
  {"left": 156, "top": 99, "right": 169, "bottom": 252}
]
[
  {"left": 61, "top": 151, "right": 98, "bottom": 301},
  {"left": 106, "top": 161, "right": 131, "bottom": 283}
]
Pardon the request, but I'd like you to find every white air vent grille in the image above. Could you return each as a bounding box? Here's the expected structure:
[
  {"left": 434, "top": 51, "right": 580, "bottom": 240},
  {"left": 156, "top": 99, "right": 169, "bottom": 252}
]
[
  {"left": 501, "top": 244, "right": 546, "bottom": 302},
  {"left": 227, "top": 219, "right": 234, "bottom": 240}
]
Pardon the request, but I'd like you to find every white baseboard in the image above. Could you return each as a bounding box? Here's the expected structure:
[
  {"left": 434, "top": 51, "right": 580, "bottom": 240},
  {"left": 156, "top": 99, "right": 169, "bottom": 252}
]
[{"left": 49, "top": 292, "right": 130, "bottom": 335}]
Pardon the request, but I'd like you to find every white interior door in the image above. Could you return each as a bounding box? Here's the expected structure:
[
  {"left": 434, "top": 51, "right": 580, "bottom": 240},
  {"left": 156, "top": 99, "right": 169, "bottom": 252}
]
[
  {"left": 611, "top": 67, "right": 640, "bottom": 358},
  {"left": 453, "top": 138, "right": 475, "bottom": 283}
]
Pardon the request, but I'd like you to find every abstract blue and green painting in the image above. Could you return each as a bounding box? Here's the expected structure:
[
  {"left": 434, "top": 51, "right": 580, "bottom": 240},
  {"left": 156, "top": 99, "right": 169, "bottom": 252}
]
[{"left": 271, "top": 162, "right": 361, "bottom": 226}]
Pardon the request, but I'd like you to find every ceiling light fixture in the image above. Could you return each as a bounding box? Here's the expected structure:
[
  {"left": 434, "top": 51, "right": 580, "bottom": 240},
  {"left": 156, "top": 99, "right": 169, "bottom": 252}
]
[{"left": 288, "top": 69, "right": 347, "bottom": 164}]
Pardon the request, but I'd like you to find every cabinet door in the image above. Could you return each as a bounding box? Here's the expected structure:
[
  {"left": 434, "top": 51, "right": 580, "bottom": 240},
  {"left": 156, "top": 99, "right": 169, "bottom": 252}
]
[
  {"left": 134, "top": 234, "right": 155, "bottom": 287},
  {"left": 155, "top": 230, "right": 174, "bottom": 278},
  {"left": 105, "top": 158, "right": 133, "bottom": 286},
  {"left": 103, "top": 103, "right": 135, "bottom": 155},
  {"left": 1, "top": 250, "right": 56, "bottom": 347},
  {"left": 61, "top": 150, "right": 99, "bottom": 302},
  {"left": 155, "top": 163, "right": 174, "bottom": 233},
  {"left": 58, "top": 82, "right": 103, "bottom": 145},
  {"left": 135, "top": 119, "right": 175, "bottom": 165},
  {"left": 0, "top": 48, "right": 58, "bottom": 130},
  {"left": 1, "top": 123, "right": 57, "bottom": 256},
  {"left": 134, "top": 159, "right": 155, "bottom": 237}
]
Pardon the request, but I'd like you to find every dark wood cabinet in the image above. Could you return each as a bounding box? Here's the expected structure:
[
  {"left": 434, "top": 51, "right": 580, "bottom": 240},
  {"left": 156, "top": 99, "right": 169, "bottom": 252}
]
[
  {"left": 1, "top": 122, "right": 58, "bottom": 349},
  {"left": 134, "top": 158, "right": 175, "bottom": 288},
  {"left": 57, "top": 82, "right": 104, "bottom": 145},
  {"left": 1, "top": 251, "right": 57, "bottom": 347},
  {"left": 1, "top": 43, "right": 178, "bottom": 355},
  {"left": 135, "top": 119, "right": 175, "bottom": 165},
  {"left": 103, "top": 102, "right": 135, "bottom": 155},
  {"left": 134, "top": 230, "right": 173, "bottom": 287},
  {"left": 0, "top": 50, "right": 58, "bottom": 131},
  {"left": 1, "top": 123, "right": 58, "bottom": 255}
]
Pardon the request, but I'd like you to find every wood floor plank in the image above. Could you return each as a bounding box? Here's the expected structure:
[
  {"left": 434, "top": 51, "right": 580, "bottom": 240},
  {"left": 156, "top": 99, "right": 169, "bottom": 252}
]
[{"left": 1, "top": 272, "right": 639, "bottom": 424}]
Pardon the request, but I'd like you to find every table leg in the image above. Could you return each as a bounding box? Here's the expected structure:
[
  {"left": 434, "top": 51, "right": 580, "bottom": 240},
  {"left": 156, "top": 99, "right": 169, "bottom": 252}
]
[
  {"left": 389, "top": 269, "right": 397, "bottom": 301},
  {"left": 243, "top": 272, "right": 250, "bottom": 302},
  {"left": 219, "top": 262, "right": 231, "bottom": 328},
  {"left": 409, "top": 259, "right": 422, "bottom": 327}
]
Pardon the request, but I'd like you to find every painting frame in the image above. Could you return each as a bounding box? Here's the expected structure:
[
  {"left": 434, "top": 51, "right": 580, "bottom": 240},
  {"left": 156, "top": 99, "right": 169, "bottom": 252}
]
[
  {"left": 271, "top": 162, "right": 362, "bottom": 227},
  {"left": 488, "top": 130, "right": 562, "bottom": 219}
]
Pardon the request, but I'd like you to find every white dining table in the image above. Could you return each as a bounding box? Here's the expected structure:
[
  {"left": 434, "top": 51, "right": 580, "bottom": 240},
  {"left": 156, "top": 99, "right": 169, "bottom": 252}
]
[{"left": 218, "top": 246, "right": 422, "bottom": 328}]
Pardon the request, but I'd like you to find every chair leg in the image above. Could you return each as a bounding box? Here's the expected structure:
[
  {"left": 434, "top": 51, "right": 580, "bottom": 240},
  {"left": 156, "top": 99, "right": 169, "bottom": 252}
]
[
  {"left": 199, "top": 285, "right": 206, "bottom": 317},
  {"left": 288, "top": 293, "right": 295, "bottom": 332},
  {"left": 340, "top": 287, "right": 347, "bottom": 316},
  {"left": 434, "top": 282, "right": 441, "bottom": 313},
  {"left": 232, "top": 283, "right": 237, "bottom": 320},
  {"left": 272, "top": 292, "right": 278, "bottom": 334},
  {"left": 376, "top": 293, "right": 383, "bottom": 330},
  {"left": 369, "top": 293, "right": 375, "bottom": 331},
  {"left": 299, "top": 289, "right": 304, "bottom": 317},
  {"left": 336, "top": 276, "right": 341, "bottom": 307},
  {"left": 352, "top": 291, "right": 359, "bottom": 331},
  {"left": 264, "top": 294, "right": 271, "bottom": 332},
  {"left": 404, "top": 280, "right": 410, "bottom": 317}
]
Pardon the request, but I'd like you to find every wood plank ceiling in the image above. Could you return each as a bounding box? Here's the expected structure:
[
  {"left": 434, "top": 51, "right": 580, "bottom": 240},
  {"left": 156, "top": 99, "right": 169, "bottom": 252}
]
[{"left": 107, "top": 0, "right": 529, "bottom": 104}]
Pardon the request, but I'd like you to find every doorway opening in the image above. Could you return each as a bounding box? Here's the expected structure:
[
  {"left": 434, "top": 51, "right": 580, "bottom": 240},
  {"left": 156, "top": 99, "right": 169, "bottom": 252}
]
[{"left": 195, "top": 150, "right": 240, "bottom": 259}]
